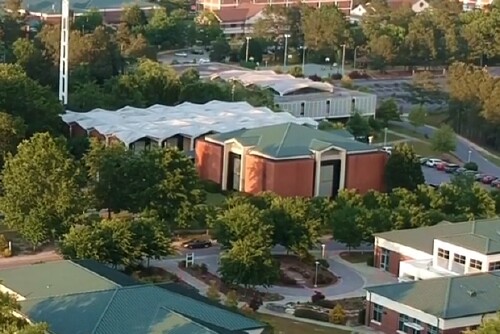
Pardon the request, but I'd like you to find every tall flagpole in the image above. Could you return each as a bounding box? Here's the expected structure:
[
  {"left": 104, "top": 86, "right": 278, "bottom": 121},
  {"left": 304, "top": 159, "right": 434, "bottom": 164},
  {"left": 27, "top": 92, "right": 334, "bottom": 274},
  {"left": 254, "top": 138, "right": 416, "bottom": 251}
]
[{"left": 58, "top": 0, "right": 69, "bottom": 105}]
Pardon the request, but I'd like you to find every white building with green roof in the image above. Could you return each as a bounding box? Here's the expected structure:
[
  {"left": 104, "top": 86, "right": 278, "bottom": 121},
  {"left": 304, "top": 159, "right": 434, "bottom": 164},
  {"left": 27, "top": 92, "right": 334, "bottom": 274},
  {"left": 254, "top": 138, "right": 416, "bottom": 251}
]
[{"left": 373, "top": 218, "right": 500, "bottom": 281}]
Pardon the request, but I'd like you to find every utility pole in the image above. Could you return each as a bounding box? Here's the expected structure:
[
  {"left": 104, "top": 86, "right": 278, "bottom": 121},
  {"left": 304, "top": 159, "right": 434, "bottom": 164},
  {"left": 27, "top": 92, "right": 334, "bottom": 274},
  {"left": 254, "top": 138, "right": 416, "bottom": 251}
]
[
  {"left": 58, "top": 0, "right": 70, "bottom": 105},
  {"left": 353, "top": 46, "right": 358, "bottom": 69},
  {"left": 301, "top": 45, "right": 307, "bottom": 74},
  {"left": 341, "top": 44, "right": 346, "bottom": 77}
]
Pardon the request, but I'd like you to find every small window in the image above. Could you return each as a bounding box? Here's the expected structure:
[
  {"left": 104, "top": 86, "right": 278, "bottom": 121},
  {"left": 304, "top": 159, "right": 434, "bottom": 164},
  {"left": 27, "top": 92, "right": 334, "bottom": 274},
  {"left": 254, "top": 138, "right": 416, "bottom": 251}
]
[
  {"left": 372, "top": 303, "right": 383, "bottom": 322},
  {"left": 300, "top": 102, "right": 305, "bottom": 116},
  {"left": 326, "top": 100, "right": 331, "bottom": 114},
  {"left": 437, "top": 248, "right": 449, "bottom": 259},
  {"left": 427, "top": 325, "right": 439, "bottom": 334},
  {"left": 470, "top": 259, "right": 482, "bottom": 270},
  {"left": 351, "top": 98, "right": 356, "bottom": 112},
  {"left": 453, "top": 254, "right": 466, "bottom": 265},
  {"left": 489, "top": 261, "right": 500, "bottom": 271}
]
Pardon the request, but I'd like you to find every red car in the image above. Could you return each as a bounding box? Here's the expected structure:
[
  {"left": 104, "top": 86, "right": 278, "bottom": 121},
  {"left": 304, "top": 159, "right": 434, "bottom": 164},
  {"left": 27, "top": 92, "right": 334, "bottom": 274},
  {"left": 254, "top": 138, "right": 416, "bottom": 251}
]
[
  {"left": 436, "top": 162, "right": 447, "bottom": 171},
  {"left": 482, "top": 175, "right": 498, "bottom": 184}
]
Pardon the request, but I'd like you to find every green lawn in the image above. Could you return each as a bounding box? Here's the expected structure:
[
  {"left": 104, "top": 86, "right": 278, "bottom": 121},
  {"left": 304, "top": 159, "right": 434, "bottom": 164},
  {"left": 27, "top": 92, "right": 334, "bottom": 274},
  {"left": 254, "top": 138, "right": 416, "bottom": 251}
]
[
  {"left": 371, "top": 131, "right": 404, "bottom": 144},
  {"left": 257, "top": 314, "right": 349, "bottom": 334},
  {"left": 425, "top": 112, "right": 449, "bottom": 128},
  {"left": 387, "top": 124, "right": 428, "bottom": 141},
  {"left": 409, "top": 141, "right": 436, "bottom": 157}
]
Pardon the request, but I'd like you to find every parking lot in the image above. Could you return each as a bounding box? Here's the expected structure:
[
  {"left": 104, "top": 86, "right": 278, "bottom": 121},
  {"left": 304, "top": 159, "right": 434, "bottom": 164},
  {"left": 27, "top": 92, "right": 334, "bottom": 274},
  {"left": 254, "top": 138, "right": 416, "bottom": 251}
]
[{"left": 421, "top": 163, "right": 497, "bottom": 190}]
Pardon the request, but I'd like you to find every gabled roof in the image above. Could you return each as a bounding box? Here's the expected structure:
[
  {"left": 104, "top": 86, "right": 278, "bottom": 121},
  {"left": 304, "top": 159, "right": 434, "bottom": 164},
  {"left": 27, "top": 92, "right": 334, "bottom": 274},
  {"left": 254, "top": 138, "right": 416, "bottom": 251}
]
[
  {"left": 61, "top": 101, "right": 318, "bottom": 145},
  {"left": 213, "top": 4, "right": 264, "bottom": 23},
  {"left": 211, "top": 70, "right": 334, "bottom": 96},
  {"left": 207, "top": 122, "right": 377, "bottom": 158},
  {"left": 374, "top": 218, "right": 500, "bottom": 255},
  {"left": 366, "top": 272, "right": 500, "bottom": 319}
]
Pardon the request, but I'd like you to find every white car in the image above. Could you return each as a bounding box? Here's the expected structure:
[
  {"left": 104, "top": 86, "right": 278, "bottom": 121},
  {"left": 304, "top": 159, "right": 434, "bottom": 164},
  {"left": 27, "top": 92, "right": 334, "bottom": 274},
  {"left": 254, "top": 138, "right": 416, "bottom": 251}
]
[
  {"left": 425, "top": 158, "right": 443, "bottom": 167},
  {"left": 198, "top": 58, "right": 210, "bottom": 64},
  {"left": 381, "top": 146, "right": 393, "bottom": 154},
  {"left": 174, "top": 52, "right": 188, "bottom": 57}
]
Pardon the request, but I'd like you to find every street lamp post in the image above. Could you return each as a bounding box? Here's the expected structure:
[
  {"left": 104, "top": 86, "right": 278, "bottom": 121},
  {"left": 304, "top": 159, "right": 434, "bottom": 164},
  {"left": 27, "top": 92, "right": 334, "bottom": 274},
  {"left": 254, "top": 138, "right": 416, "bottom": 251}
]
[
  {"left": 314, "top": 261, "right": 320, "bottom": 288},
  {"left": 341, "top": 44, "right": 346, "bottom": 77},
  {"left": 321, "top": 244, "right": 326, "bottom": 259},
  {"left": 384, "top": 127, "right": 388, "bottom": 146},
  {"left": 245, "top": 36, "right": 251, "bottom": 63},
  {"left": 301, "top": 45, "right": 307, "bottom": 74},
  {"left": 353, "top": 46, "right": 359, "bottom": 69},
  {"left": 468, "top": 149, "right": 472, "bottom": 162},
  {"left": 283, "top": 34, "right": 291, "bottom": 68}
]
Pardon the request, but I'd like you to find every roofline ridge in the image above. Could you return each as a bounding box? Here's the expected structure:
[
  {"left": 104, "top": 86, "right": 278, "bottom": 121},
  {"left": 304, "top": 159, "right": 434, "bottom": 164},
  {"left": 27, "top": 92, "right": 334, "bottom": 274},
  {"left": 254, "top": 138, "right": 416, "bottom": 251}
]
[
  {"left": 71, "top": 260, "right": 122, "bottom": 288},
  {"left": 91, "top": 288, "right": 119, "bottom": 334},
  {"left": 155, "top": 306, "right": 219, "bottom": 334},
  {"left": 0, "top": 259, "right": 68, "bottom": 272},
  {"left": 442, "top": 277, "right": 454, "bottom": 318},
  {"left": 274, "top": 122, "right": 292, "bottom": 157}
]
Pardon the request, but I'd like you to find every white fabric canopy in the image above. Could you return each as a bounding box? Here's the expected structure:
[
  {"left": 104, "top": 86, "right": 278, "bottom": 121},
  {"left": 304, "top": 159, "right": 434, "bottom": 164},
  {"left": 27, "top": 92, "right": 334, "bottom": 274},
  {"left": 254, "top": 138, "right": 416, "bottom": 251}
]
[
  {"left": 62, "top": 101, "right": 318, "bottom": 146},
  {"left": 210, "top": 70, "right": 334, "bottom": 96}
]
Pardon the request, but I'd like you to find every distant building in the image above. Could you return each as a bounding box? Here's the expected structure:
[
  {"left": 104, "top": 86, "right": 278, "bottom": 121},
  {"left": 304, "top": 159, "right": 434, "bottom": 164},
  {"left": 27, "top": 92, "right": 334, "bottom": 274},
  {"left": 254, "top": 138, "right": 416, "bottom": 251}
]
[
  {"left": 350, "top": 0, "right": 429, "bottom": 22},
  {"left": 373, "top": 218, "right": 500, "bottom": 280},
  {"left": 366, "top": 272, "right": 500, "bottom": 334},
  {"left": 22, "top": 0, "right": 157, "bottom": 24},
  {"left": 211, "top": 70, "right": 377, "bottom": 120},
  {"left": 196, "top": 122, "right": 387, "bottom": 196}
]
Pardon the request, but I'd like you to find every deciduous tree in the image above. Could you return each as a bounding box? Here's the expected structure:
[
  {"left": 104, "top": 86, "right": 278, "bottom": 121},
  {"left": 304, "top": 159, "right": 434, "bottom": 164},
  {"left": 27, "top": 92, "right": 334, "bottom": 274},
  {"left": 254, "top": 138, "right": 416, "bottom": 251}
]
[
  {"left": 385, "top": 143, "right": 425, "bottom": 191},
  {"left": 431, "top": 124, "right": 456, "bottom": 153},
  {"left": 408, "top": 105, "right": 427, "bottom": 129},
  {"left": 0, "top": 112, "right": 25, "bottom": 167},
  {"left": 0, "top": 133, "right": 82, "bottom": 249}
]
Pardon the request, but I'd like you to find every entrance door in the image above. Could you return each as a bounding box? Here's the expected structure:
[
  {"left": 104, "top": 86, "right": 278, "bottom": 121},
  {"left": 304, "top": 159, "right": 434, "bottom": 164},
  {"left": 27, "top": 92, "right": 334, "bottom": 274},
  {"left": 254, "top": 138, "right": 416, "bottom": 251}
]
[{"left": 380, "top": 249, "right": 390, "bottom": 271}]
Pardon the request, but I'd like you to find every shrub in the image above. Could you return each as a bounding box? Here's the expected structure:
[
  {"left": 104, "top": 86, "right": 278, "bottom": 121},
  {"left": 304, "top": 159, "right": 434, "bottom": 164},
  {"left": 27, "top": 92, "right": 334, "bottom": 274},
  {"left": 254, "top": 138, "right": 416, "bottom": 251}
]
[
  {"left": 464, "top": 162, "right": 478, "bottom": 171},
  {"left": 318, "top": 120, "right": 333, "bottom": 130},
  {"left": 3, "top": 249, "right": 12, "bottom": 258},
  {"left": 316, "top": 259, "right": 330, "bottom": 268},
  {"left": 206, "top": 280, "right": 221, "bottom": 302},
  {"left": 240, "top": 61, "right": 256, "bottom": 69},
  {"left": 311, "top": 291, "right": 326, "bottom": 303},
  {"left": 288, "top": 66, "right": 304, "bottom": 78},
  {"left": 200, "top": 263, "right": 209, "bottom": 274},
  {"left": 294, "top": 308, "right": 329, "bottom": 322},
  {"left": 308, "top": 74, "right": 322, "bottom": 82},
  {"left": 366, "top": 254, "right": 374, "bottom": 267},
  {"left": 248, "top": 294, "right": 263, "bottom": 311},
  {"left": 315, "top": 299, "right": 337, "bottom": 309},
  {"left": 329, "top": 304, "right": 347, "bottom": 325},
  {"left": 341, "top": 76, "right": 353, "bottom": 89},
  {"left": 331, "top": 73, "right": 342, "bottom": 80},
  {"left": 225, "top": 290, "right": 239, "bottom": 308},
  {"left": 200, "top": 179, "right": 221, "bottom": 193},
  {"left": 274, "top": 66, "right": 283, "bottom": 74}
]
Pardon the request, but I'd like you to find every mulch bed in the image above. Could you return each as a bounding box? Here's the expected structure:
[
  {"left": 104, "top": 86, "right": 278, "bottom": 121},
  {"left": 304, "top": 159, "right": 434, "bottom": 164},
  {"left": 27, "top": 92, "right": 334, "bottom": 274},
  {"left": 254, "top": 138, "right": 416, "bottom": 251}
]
[
  {"left": 127, "top": 265, "right": 180, "bottom": 284},
  {"left": 178, "top": 261, "right": 284, "bottom": 302},
  {"left": 275, "top": 254, "right": 338, "bottom": 288}
]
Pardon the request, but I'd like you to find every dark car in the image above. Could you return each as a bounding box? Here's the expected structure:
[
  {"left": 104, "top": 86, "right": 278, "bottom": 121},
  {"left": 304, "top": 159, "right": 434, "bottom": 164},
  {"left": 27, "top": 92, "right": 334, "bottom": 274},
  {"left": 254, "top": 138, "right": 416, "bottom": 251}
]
[
  {"left": 183, "top": 239, "right": 212, "bottom": 249},
  {"left": 474, "top": 173, "right": 486, "bottom": 181},
  {"left": 482, "top": 175, "right": 498, "bottom": 184},
  {"left": 191, "top": 48, "right": 204, "bottom": 55},
  {"left": 444, "top": 163, "right": 460, "bottom": 173},
  {"left": 453, "top": 167, "right": 467, "bottom": 175}
]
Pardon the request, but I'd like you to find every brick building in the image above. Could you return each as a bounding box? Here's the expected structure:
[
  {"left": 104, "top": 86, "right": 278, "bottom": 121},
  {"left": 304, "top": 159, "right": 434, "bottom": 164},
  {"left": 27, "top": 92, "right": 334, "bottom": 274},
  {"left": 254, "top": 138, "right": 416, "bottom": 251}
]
[
  {"left": 196, "top": 122, "right": 386, "bottom": 197},
  {"left": 373, "top": 218, "right": 500, "bottom": 280},
  {"left": 365, "top": 272, "right": 500, "bottom": 333}
]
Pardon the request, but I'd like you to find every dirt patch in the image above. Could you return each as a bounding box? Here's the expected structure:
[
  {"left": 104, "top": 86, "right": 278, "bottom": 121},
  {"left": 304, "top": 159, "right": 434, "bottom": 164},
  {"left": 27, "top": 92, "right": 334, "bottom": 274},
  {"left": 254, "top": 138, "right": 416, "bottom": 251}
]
[
  {"left": 275, "top": 255, "right": 338, "bottom": 288},
  {"left": 127, "top": 265, "right": 180, "bottom": 284},
  {"left": 339, "top": 252, "right": 372, "bottom": 264},
  {"left": 178, "top": 261, "right": 284, "bottom": 302}
]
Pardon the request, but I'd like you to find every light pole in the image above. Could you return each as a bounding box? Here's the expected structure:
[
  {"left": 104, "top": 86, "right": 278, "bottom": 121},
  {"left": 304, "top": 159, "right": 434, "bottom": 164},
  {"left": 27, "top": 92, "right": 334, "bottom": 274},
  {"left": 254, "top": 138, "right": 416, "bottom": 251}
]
[
  {"left": 321, "top": 244, "right": 326, "bottom": 259},
  {"left": 383, "top": 127, "right": 388, "bottom": 146},
  {"left": 341, "top": 44, "right": 346, "bottom": 77},
  {"left": 283, "top": 34, "right": 291, "bottom": 68},
  {"left": 314, "top": 261, "right": 320, "bottom": 288},
  {"left": 245, "top": 36, "right": 251, "bottom": 63},
  {"left": 353, "top": 46, "right": 359, "bottom": 69},
  {"left": 300, "top": 45, "right": 307, "bottom": 74},
  {"left": 468, "top": 149, "right": 472, "bottom": 162}
]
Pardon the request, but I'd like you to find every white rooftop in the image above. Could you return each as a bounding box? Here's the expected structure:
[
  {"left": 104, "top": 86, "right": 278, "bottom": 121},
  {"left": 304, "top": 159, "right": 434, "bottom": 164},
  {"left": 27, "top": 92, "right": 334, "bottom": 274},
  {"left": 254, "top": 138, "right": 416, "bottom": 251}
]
[
  {"left": 210, "top": 70, "right": 334, "bottom": 96},
  {"left": 62, "top": 101, "right": 318, "bottom": 145}
]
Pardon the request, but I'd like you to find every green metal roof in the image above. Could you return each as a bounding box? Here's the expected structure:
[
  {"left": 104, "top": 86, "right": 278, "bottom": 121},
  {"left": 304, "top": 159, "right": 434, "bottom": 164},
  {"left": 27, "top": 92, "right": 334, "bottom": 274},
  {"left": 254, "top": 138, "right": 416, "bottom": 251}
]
[
  {"left": 0, "top": 261, "right": 119, "bottom": 299},
  {"left": 24, "top": 0, "right": 152, "bottom": 14},
  {"left": 374, "top": 218, "right": 500, "bottom": 255},
  {"left": 366, "top": 272, "right": 500, "bottom": 319},
  {"left": 207, "top": 123, "right": 375, "bottom": 158},
  {"left": 21, "top": 285, "right": 263, "bottom": 334}
]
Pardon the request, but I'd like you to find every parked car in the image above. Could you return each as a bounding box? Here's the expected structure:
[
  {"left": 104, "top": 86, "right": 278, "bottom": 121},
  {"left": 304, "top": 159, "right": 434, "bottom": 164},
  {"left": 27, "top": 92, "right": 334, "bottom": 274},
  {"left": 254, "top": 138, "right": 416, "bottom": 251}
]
[
  {"left": 420, "top": 157, "right": 429, "bottom": 165},
  {"left": 482, "top": 175, "right": 498, "bottom": 184},
  {"left": 425, "top": 158, "right": 443, "bottom": 167},
  {"left": 191, "top": 48, "right": 204, "bottom": 55},
  {"left": 443, "top": 163, "right": 460, "bottom": 173},
  {"left": 490, "top": 179, "right": 500, "bottom": 188},
  {"left": 174, "top": 52, "right": 188, "bottom": 57},
  {"left": 453, "top": 167, "right": 467, "bottom": 175},
  {"left": 381, "top": 146, "right": 393, "bottom": 154},
  {"left": 198, "top": 58, "right": 210, "bottom": 64},
  {"left": 474, "top": 173, "right": 486, "bottom": 181},
  {"left": 182, "top": 239, "right": 212, "bottom": 249}
]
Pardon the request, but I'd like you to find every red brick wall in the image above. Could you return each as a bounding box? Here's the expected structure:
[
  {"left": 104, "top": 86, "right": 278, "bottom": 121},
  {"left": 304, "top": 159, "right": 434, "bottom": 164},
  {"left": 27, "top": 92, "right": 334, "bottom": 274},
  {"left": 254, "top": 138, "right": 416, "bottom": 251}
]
[
  {"left": 195, "top": 139, "right": 223, "bottom": 184},
  {"left": 373, "top": 245, "right": 413, "bottom": 277},
  {"left": 345, "top": 152, "right": 387, "bottom": 193},
  {"left": 244, "top": 154, "right": 315, "bottom": 197},
  {"left": 70, "top": 123, "right": 87, "bottom": 137}
]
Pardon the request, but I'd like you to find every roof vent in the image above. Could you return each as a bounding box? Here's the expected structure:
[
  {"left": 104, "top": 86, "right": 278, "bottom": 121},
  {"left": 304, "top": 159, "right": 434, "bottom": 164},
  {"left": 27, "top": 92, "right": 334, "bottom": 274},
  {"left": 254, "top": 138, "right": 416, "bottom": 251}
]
[{"left": 467, "top": 289, "right": 477, "bottom": 297}]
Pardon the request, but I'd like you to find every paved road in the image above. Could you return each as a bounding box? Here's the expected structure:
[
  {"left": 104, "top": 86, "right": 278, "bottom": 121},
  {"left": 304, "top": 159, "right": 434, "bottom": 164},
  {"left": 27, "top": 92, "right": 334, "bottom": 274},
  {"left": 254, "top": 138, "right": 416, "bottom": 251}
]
[{"left": 394, "top": 121, "right": 500, "bottom": 176}]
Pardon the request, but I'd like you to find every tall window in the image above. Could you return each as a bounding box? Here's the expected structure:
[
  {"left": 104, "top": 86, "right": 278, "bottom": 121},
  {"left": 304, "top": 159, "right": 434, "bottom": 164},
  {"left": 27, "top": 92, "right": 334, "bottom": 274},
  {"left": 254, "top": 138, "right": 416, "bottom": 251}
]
[
  {"left": 232, "top": 156, "right": 241, "bottom": 191},
  {"left": 437, "top": 248, "right": 449, "bottom": 259},
  {"left": 453, "top": 254, "right": 466, "bottom": 265},
  {"left": 300, "top": 102, "right": 305, "bottom": 116},
  {"left": 470, "top": 259, "right": 482, "bottom": 270},
  {"left": 326, "top": 100, "right": 331, "bottom": 114},
  {"left": 372, "top": 303, "right": 383, "bottom": 322},
  {"left": 489, "top": 261, "right": 500, "bottom": 271}
]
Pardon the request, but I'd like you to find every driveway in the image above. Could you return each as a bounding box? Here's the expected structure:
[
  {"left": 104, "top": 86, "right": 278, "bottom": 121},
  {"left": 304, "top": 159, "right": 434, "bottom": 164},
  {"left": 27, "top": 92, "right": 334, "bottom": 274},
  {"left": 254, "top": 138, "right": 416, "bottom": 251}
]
[{"left": 394, "top": 121, "right": 500, "bottom": 176}]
